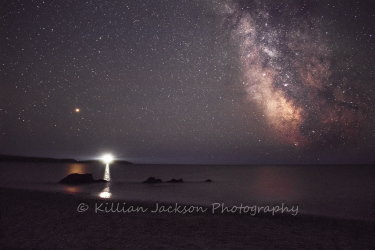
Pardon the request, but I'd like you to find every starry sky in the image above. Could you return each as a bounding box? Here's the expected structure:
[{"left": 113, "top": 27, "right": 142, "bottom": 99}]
[{"left": 1, "top": 0, "right": 375, "bottom": 164}]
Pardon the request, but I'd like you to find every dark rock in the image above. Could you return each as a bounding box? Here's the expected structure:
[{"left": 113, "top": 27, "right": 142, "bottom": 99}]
[
  {"left": 166, "top": 178, "right": 184, "bottom": 183},
  {"left": 143, "top": 177, "right": 162, "bottom": 184},
  {"left": 205, "top": 179, "right": 212, "bottom": 182},
  {"left": 59, "top": 173, "right": 107, "bottom": 184},
  {"left": 96, "top": 179, "right": 107, "bottom": 183}
]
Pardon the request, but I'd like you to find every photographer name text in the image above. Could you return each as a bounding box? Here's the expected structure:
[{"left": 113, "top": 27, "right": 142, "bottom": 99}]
[{"left": 77, "top": 202, "right": 298, "bottom": 216}]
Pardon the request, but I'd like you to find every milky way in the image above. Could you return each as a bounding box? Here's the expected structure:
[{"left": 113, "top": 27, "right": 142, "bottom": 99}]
[
  {"left": 1, "top": 0, "right": 374, "bottom": 163},
  {"left": 220, "top": 0, "right": 367, "bottom": 148}
]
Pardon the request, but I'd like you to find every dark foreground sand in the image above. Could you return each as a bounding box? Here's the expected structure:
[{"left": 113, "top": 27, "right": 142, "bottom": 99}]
[{"left": 1, "top": 187, "right": 374, "bottom": 249}]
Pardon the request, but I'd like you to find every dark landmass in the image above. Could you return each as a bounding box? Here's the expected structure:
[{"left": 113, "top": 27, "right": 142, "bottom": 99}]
[
  {"left": 59, "top": 173, "right": 107, "bottom": 184},
  {"left": 115, "top": 160, "right": 133, "bottom": 164},
  {"left": 166, "top": 178, "right": 184, "bottom": 183},
  {"left": 0, "top": 154, "right": 132, "bottom": 164},
  {"left": 143, "top": 177, "right": 162, "bottom": 184},
  {"left": 0, "top": 154, "right": 78, "bottom": 163}
]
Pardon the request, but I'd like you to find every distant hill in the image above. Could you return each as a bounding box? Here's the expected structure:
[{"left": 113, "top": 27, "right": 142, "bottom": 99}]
[{"left": 0, "top": 155, "right": 132, "bottom": 164}]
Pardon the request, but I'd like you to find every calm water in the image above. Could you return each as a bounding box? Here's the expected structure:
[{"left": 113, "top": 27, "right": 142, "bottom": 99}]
[{"left": 0, "top": 162, "right": 374, "bottom": 221}]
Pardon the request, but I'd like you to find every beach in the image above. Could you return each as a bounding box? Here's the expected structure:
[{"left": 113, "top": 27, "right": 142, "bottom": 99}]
[{"left": 1, "top": 187, "right": 374, "bottom": 249}]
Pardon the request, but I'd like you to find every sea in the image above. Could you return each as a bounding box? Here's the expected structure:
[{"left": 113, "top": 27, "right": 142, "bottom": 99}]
[{"left": 0, "top": 162, "right": 374, "bottom": 221}]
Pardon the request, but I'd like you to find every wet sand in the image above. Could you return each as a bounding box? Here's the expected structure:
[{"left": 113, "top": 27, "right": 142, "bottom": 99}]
[{"left": 1, "top": 187, "right": 374, "bottom": 249}]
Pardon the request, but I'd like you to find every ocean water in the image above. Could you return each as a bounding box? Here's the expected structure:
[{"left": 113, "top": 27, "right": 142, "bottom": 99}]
[{"left": 0, "top": 162, "right": 374, "bottom": 221}]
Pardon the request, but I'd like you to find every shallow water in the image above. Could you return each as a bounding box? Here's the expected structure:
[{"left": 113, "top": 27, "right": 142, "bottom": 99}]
[{"left": 0, "top": 162, "right": 374, "bottom": 221}]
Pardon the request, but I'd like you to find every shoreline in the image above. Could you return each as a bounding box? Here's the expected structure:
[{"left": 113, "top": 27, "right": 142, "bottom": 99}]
[{"left": 1, "top": 187, "right": 374, "bottom": 249}]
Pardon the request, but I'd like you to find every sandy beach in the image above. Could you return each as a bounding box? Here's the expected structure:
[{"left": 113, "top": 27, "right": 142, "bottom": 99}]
[{"left": 0, "top": 187, "right": 374, "bottom": 249}]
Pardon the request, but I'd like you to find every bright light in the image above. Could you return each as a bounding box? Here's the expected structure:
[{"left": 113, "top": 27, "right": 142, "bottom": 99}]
[
  {"left": 99, "top": 186, "right": 111, "bottom": 198},
  {"left": 101, "top": 154, "right": 114, "bottom": 164},
  {"left": 99, "top": 190, "right": 111, "bottom": 199}
]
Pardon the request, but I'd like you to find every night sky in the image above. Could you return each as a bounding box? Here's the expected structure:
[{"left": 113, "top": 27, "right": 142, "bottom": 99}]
[{"left": 1, "top": 0, "right": 375, "bottom": 164}]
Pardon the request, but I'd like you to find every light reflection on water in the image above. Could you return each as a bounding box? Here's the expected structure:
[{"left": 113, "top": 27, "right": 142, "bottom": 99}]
[
  {"left": 63, "top": 185, "right": 81, "bottom": 195},
  {"left": 99, "top": 163, "right": 112, "bottom": 198},
  {"left": 99, "top": 185, "right": 111, "bottom": 198},
  {"left": 104, "top": 164, "right": 110, "bottom": 181}
]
